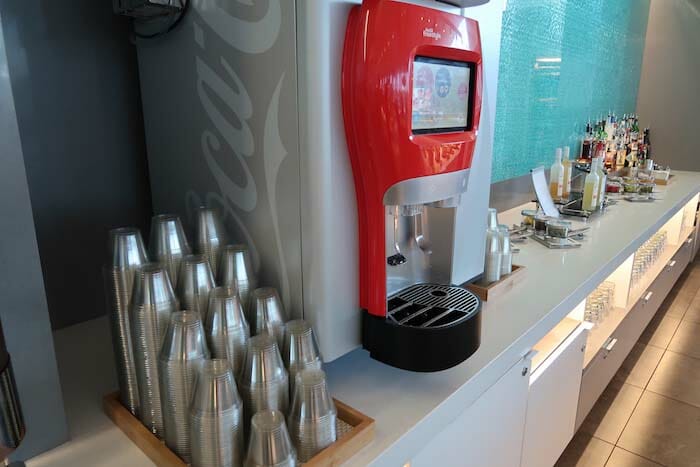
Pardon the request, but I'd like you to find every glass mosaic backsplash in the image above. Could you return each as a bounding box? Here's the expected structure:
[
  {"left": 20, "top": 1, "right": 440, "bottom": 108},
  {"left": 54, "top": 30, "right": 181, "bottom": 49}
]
[{"left": 491, "top": 0, "right": 650, "bottom": 182}]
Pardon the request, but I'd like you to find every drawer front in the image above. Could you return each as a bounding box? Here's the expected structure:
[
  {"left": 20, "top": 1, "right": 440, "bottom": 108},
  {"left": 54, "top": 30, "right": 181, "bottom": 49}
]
[
  {"left": 522, "top": 325, "right": 589, "bottom": 467},
  {"left": 576, "top": 299, "right": 648, "bottom": 429},
  {"left": 411, "top": 358, "right": 531, "bottom": 467},
  {"left": 577, "top": 235, "right": 695, "bottom": 430},
  {"left": 650, "top": 236, "right": 693, "bottom": 308},
  {"left": 672, "top": 236, "right": 694, "bottom": 278}
]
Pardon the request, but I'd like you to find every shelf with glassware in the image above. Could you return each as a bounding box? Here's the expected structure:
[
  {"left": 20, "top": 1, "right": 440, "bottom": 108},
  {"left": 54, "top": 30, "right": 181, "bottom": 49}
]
[
  {"left": 581, "top": 194, "right": 697, "bottom": 366},
  {"left": 527, "top": 192, "right": 699, "bottom": 372}
]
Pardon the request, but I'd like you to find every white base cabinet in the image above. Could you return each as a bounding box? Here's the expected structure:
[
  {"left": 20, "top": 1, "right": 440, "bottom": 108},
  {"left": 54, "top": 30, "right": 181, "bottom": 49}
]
[
  {"left": 521, "top": 325, "right": 589, "bottom": 467},
  {"left": 410, "top": 357, "right": 531, "bottom": 467}
]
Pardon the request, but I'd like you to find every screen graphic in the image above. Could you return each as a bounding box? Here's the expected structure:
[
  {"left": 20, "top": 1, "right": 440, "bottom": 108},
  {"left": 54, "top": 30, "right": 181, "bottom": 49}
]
[{"left": 411, "top": 57, "right": 472, "bottom": 133}]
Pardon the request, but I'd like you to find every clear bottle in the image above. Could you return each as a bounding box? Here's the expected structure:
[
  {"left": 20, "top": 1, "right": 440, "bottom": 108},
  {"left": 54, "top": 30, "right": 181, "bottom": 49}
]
[
  {"left": 549, "top": 148, "right": 564, "bottom": 200},
  {"left": 562, "top": 146, "right": 572, "bottom": 199},
  {"left": 582, "top": 158, "right": 600, "bottom": 211},
  {"left": 596, "top": 156, "right": 607, "bottom": 208}
]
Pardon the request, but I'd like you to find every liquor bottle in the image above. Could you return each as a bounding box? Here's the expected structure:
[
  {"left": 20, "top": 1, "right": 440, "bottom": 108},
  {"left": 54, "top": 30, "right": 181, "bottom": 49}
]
[
  {"left": 550, "top": 148, "right": 564, "bottom": 200},
  {"left": 630, "top": 116, "right": 640, "bottom": 146},
  {"left": 582, "top": 158, "right": 600, "bottom": 212},
  {"left": 596, "top": 156, "right": 607, "bottom": 207},
  {"left": 562, "top": 146, "right": 572, "bottom": 199},
  {"left": 643, "top": 128, "right": 651, "bottom": 159},
  {"left": 616, "top": 137, "right": 626, "bottom": 168},
  {"left": 581, "top": 120, "right": 593, "bottom": 160},
  {"left": 604, "top": 112, "right": 614, "bottom": 146}
]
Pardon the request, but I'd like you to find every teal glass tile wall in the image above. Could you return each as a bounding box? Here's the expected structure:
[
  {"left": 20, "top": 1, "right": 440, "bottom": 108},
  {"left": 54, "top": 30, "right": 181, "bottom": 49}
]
[{"left": 491, "top": 0, "right": 650, "bottom": 182}]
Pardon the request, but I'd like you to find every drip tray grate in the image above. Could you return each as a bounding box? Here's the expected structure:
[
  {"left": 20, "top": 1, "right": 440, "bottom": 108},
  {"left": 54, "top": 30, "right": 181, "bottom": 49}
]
[{"left": 387, "top": 284, "right": 480, "bottom": 328}]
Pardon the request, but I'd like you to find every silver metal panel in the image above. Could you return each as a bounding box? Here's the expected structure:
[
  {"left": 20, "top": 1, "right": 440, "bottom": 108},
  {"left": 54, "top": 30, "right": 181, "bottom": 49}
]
[
  {"left": 136, "top": 1, "right": 304, "bottom": 319},
  {"left": 296, "top": 0, "right": 362, "bottom": 361},
  {"left": 385, "top": 206, "right": 456, "bottom": 296},
  {"left": 383, "top": 169, "right": 470, "bottom": 206},
  {"left": 449, "top": 0, "right": 506, "bottom": 286}
]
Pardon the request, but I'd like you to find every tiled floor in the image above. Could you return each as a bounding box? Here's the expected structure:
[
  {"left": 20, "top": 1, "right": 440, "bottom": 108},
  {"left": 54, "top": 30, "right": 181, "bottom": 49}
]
[{"left": 556, "top": 263, "right": 700, "bottom": 467}]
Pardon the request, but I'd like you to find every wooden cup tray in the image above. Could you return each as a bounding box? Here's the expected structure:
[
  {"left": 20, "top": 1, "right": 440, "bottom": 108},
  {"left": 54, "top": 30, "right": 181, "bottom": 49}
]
[
  {"left": 465, "top": 264, "right": 525, "bottom": 301},
  {"left": 103, "top": 391, "right": 374, "bottom": 466}
]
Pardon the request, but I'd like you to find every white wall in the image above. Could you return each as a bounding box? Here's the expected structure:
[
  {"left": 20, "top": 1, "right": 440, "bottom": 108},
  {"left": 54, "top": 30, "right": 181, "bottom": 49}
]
[{"left": 637, "top": 0, "right": 700, "bottom": 170}]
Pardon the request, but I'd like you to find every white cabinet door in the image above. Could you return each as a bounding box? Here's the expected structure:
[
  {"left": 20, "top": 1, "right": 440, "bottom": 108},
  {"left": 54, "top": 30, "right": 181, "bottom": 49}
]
[
  {"left": 411, "top": 357, "right": 531, "bottom": 467},
  {"left": 521, "top": 325, "right": 588, "bottom": 467}
]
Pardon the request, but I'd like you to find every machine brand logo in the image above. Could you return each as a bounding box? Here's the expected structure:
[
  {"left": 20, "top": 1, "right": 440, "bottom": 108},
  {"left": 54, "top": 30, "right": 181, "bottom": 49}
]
[
  {"left": 190, "top": 0, "right": 293, "bottom": 307},
  {"left": 423, "top": 27, "right": 442, "bottom": 40}
]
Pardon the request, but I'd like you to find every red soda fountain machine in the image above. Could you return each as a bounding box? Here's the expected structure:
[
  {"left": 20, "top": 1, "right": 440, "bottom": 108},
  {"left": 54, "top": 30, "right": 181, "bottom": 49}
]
[{"left": 342, "top": 0, "right": 484, "bottom": 371}]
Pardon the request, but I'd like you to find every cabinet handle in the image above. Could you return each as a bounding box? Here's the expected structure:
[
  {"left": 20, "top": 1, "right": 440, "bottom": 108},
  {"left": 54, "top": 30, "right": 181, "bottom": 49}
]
[
  {"left": 644, "top": 291, "right": 653, "bottom": 303},
  {"left": 604, "top": 338, "right": 618, "bottom": 352}
]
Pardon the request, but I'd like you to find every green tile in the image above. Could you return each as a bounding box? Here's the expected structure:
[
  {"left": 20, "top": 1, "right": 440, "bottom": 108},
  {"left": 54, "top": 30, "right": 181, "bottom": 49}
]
[{"left": 492, "top": 0, "right": 651, "bottom": 182}]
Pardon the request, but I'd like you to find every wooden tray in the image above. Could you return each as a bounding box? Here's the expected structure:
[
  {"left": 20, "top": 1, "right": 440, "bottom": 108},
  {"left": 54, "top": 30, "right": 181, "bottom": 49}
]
[
  {"left": 103, "top": 392, "right": 374, "bottom": 466},
  {"left": 465, "top": 264, "right": 525, "bottom": 301}
]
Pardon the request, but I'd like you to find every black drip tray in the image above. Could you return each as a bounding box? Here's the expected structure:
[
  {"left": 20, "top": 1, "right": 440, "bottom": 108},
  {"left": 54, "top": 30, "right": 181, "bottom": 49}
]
[{"left": 387, "top": 284, "right": 479, "bottom": 328}]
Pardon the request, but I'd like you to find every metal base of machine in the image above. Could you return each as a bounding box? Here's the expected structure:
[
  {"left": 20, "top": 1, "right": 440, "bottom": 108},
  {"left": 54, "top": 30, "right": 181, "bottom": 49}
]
[{"left": 362, "top": 284, "right": 482, "bottom": 372}]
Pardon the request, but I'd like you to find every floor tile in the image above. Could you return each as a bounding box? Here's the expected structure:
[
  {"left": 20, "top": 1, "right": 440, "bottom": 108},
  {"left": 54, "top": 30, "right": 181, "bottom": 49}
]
[
  {"left": 674, "top": 269, "right": 699, "bottom": 295},
  {"left": 682, "top": 269, "right": 700, "bottom": 294},
  {"left": 555, "top": 432, "right": 614, "bottom": 467},
  {"left": 668, "top": 320, "right": 700, "bottom": 359},
  {"left": 658, "top": 288, "right": 693, "bottom": 319},
  {"left": 638, "top": 315, "right": 681, "bottom": 349},
  {"left": 648, "top": 350, "right": 700, "bottom": 408},
  {"left": 605, "top": 448, "right": 662, "bottom": 467},
  {"left": 579, "top": 381, "right": 643, "bottom": 444},
  {"left": 681, "top": 295, "right": 700, "bottom": 324},
  {"left": 613, "top": 343, "right": 665, "bottom": 389},
  {"left": 618, "top": 391, "right": 700, "bottom": 467}
]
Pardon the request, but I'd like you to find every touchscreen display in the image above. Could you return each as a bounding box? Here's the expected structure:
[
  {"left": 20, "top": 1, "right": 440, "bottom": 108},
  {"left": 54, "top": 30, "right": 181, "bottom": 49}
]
[{"left": 411, "top": 56, "right": 472, "bottom": 134}]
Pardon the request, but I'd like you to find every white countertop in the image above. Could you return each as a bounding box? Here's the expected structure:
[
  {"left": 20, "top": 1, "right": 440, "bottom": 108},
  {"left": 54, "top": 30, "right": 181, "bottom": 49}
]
[
  {"left": 324, "top": 171, "right": 700, "bottom": 466},
  {"left": 27, "top": 172, "right": 700, "bottom": 467}
]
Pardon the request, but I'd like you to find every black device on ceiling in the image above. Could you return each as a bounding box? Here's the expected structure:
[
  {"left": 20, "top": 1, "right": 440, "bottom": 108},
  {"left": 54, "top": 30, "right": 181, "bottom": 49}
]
[{"left": 112, "top": 0, "right": 190, "bottom": 39}]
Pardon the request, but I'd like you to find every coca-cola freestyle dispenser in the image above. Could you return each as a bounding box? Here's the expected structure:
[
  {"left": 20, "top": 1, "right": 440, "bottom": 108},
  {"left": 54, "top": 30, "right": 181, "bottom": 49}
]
[
  {"left": 342, "top": 0, "right": 484, "bottom": 371},
  {"left": 134, "top": 0, "right": 491, "bottom": 371}
]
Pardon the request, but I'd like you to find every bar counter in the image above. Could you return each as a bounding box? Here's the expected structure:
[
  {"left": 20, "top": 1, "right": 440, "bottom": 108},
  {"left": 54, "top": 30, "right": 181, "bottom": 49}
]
[{"left": 25, "top": 171, "right": 700, "bottom": 467}]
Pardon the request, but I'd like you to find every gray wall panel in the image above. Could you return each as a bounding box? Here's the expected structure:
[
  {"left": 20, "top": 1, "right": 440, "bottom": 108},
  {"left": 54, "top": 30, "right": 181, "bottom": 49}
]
[
  {"left": 636, "top": 0, "right": 700, "bottom": 170},
  {"left": 0, "top": 9, "right": 68, "bottom": 459},
  {"left": 0, "top": 0, "right": 152, "bottom": 329}
]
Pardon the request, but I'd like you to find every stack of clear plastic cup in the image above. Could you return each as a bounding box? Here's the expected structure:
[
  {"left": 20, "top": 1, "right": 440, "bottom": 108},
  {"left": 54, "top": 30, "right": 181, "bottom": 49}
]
[
  {"left": 487, "top": 208, "right": 499, "bottom": 230},
  {"left": 177, "top": 254, "right": 215, "bottom": 322},
  {"left": 130, "top": 263, "right": 178, "bottom": 437},
  {"left": 218, "top": 244, "right": 256, "bottom": 311},
  {"left": 194, "top": 207, "right": 227, "bottom": 276},
  {"left": 159, "top": 311, "right": 210, "bottom": 462},
  {"left": 282, "top": 320, "right": 322, "bottom": 397},
  {"left": 288, "top": 369, "right": 337, "bottom": 462},
  {"left": 205, "top": 287, "right": 250, "bottom": 380},
  {"left": 148, "top": 214, "right": 191, "bottom": 288},
  {"left": 190, "top": 359, "right": 244, "bottom": 467},
  {"left": 483, "top": 227, "right": 502, "bottom": 284},
  {"left": 104, "top": 226, "right": 148, "bottom": 415},
  {"left": 249, "top": 287, "right": 287, "bottom": 348},
  {"left": 498, "top": 224, "right": 512, "bottom": 276},
  {"left": 240, "top": 334, "right": 289, "bottom": 431},
  {"left": 245, "top": 410, "right": 297, "bottom": 467}
]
